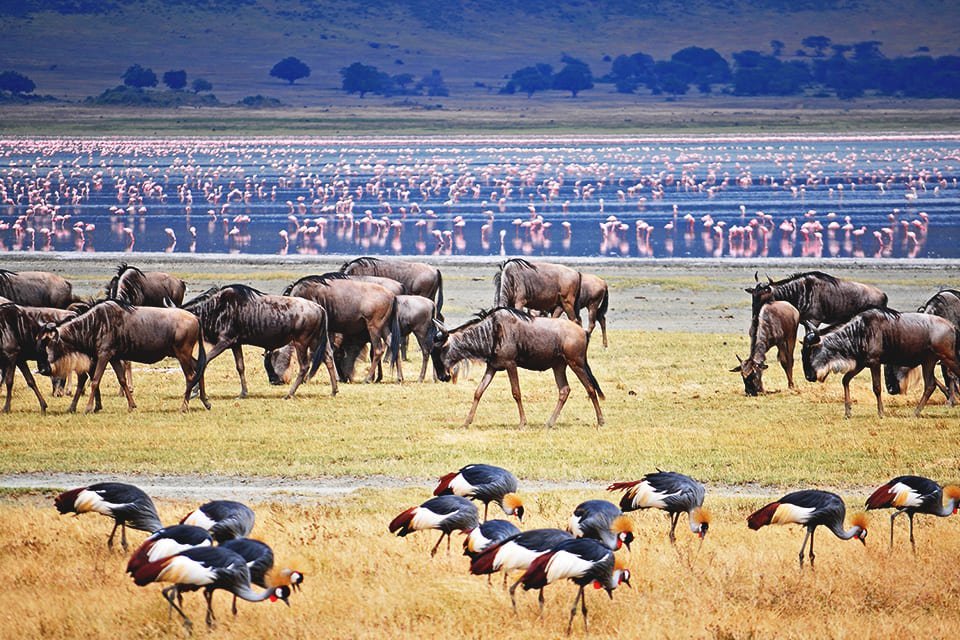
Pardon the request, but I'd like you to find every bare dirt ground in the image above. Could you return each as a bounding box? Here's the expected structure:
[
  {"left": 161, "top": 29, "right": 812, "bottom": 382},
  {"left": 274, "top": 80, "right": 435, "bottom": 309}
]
[{"left": 2, "top": 252, "right": 958, "bottom": 498}]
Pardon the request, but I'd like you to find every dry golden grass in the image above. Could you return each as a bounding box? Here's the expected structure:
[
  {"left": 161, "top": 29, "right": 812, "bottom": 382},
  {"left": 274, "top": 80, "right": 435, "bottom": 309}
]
[{"left": 5, "top": 489, "right": 960, "bottom": 639}]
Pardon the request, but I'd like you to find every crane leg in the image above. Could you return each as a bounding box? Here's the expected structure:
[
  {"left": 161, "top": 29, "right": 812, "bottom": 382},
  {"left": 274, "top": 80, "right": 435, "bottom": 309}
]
[
  {"left": 567, "top": 586, "right": 584, "bottom": 635},
  {"left": 508, "top": 577, "right": 522, "bottom": 613},
  {"left": 809, "top": 528, "right": 816, "bottom": 568},
  {"left": 669, "top": 512, "right": 680, "bottom": 543},
  {"left": 121, "top": 523, "right": 129, "bottom": 551},
  {"left": 797, "top": 528, "right": 811, "bottom": 568},
  {"left": 538, "top": 588, "right": 545, "bottom": 616},
  {"left": 908, "top": 513, "right": 916, "bottom": 553},
  {"left": 430, "top": 532, "right": 447, "bottom": 557},
  {"left": 889, "top": 511, "right": 902, "bottom": 550},
  {"left": 203, "top": 589, "right": 216, "bottom": 627},
  {"left": 107, "top": 521, "right": 119, "bottom": 549},
  {"left": 232, "top": 594, "right": 238, "bottom": 616},
  {"left": 162, "top": 586, "right": 192, "bottom": 632}
]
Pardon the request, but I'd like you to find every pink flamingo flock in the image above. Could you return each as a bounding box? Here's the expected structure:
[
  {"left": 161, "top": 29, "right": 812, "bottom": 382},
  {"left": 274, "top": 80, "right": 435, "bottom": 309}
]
[{"left": 0, "top": 136, "right": 955, "bottom": 258}]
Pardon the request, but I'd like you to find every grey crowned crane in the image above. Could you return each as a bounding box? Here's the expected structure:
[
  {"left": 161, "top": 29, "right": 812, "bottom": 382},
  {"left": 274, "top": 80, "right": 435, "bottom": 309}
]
[
  {"left": 519, "top": 537, "right": 630, "bottom": 634},
  {"left": 607, "top": 470, "right": 711, "bottom": 543},
  {"left": 434, "top": 463, "right": 525, "bottom": 522},
  {"left": 568, "top": 499, "right": 634, "bottom": 551},
  {"left": 179, "top": 500, "right": 255, "bottom": 543},
  {"left": 220, "top": 538, "right": 304, "bottom": 614},
  {"left": 129, "top": 546, "right": 290, "bottom": 632},
  {"left": 54, "top": 482, "right": 162, "bottom": 551},
  {"left": 388, "top": 495, "right": 479, "bottom": 557},
  {"left": 462, "top": 519, "right": 521, "bottom": 560},
  {"left": 865, "top": 475, "right": 960, "bottom": 551},
  {"left": 748, "top": 489, "right": 868, "bottom": 567}
]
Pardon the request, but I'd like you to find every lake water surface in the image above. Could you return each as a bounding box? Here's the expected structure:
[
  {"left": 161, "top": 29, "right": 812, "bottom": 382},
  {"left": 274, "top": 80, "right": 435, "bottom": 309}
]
[{"left": 1, "top": 135, "right": 958, "bottom": 260}]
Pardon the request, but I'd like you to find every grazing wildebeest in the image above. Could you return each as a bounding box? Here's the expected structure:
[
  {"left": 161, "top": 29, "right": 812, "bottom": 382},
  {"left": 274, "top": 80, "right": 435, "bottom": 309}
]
[
  {"left": 886, "top": 289, "right": 960, "bottom": 404},
  {"left": 431, "top": 307, "right": 604, "bottom": 428},
  {"left": 801, "top": 308, "right": 960, "bottom": 418},
  {"left": 341, "top": 257, "right": 444, "bottom": 318},
  {"left": 746, "top": 271, "right": 887, "bottom": 334},
  {"left": 576, "top": 273, "right": 609, "bottom": 348},
  {"left": 494, "top": 259, "right": 582, "bottom": 323},
  {"left": 275, "top": 273, "right": 400, "bottom": 383},
  {"left": 731, "top": 300, "right": 800, "bottom": 396},
  {"left": 329, "top": 294, "right": 439, "bottom": 383},
  {"left": 0, "top": 303, "right": 77, "bottom": 412},
  {"left": 0, "top": 269, "right": 75, "bottom": 308},
  {"left": 36, "top": 300, "right": 210, "bottom": 413},
  {"left": 108, "top": 264, "right": 186, "bottom": 306},
  {"left": 179, "top": 284, "right": 337, "bottom": 399}
]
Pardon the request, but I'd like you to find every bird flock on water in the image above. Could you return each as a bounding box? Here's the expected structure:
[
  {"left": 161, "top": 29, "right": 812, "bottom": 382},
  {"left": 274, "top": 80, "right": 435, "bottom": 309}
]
[{"left": 54, "top": 482, "right": 303, "bottom": 632}]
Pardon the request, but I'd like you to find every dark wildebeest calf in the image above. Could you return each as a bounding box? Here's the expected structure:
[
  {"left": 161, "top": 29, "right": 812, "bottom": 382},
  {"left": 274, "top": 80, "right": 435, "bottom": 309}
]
[
  {"left": 431, "top": 307, "right": 604, "bottom": 428},
  {"left": 746, "top": 271, "right": 887, "bottom": 336},
  {"left": 0, "top": 269, "right": 75, "bottom": 308},
  {"left": 731, "top": 300, "right": 800, "bottom": 396},
  {"left": 273, "top": 273, "right": 400, "bottom": 383},
  {"left": 0, "top": 303, "right": 76, "bottom": 412},
  {"left": 179, "top": 284, "right": 337, "bottom": 398},
  {"left": 36, "top": 300, "right": 210, "bottom": 413},
  {"left": 341, "top": 256, "right": 444, "bottom": 319},
  {"left": 494, "top": 258, "right": 582, "bottom": 323},
  {"left": 885, "top": 289, "right": 960, "bottom": 405},
  {"left": 801, "top": 307, "right": 960, "bottom": 418}
]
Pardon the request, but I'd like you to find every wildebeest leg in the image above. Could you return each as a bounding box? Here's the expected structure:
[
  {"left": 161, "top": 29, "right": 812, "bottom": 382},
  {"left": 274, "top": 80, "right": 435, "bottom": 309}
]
[
  {"left": 869, "top": 364, "right": 884, "bottom": 418},
  {"left": 597, "top": 309, "right": 608, "bottom": 348},
  {"left": 463, "top": 365, "right": 497, "bottom": 427},
  {"left": 322, "top": 343, "right": 339, "bottom": 397},
  {"left": 285, "top": 342, "right": 311, "bottom": 399},
  {"left": 415, "top": 330, "right": 431, "bottom": 383},
  {"left": 567, "top": 360, "right": 604, "bottom": 427},
  {"left": 16, "top": 360, "right": 47, "bottom": 413},
  {"left": 365, "top": 333, "right": 386, "bottom": 383},
  {"left": 394, "top": 347, "right": 405, "bottom": 384},
  {"left": 915, "top": 360, "right": 940, "bottom": 416},
  {"left": 778, "top": 344, "right": 795, "bottom": 389},
  {"left": 229, "top": 345, "right": 249, "bottom": 398},
  {"left": 84, "top": 357, "right": 111, "bottom": 414},
  {"left": 2, "top": 364, "right": 16, "bottom": 413},
  {"left": 505, "top": 365, "right": 528, "bottom": 428},
  {"left": 110, "top": 358, "right": 136, "bottom": 411},
  {"left": 841, "top": 366, "right": 864, "bottom": 419},
  {"left": 122, "top": 360, "right": 133, "bottom": 397},
  {"left": 546, "top": 364, "right": 571, "bottom": 428}
]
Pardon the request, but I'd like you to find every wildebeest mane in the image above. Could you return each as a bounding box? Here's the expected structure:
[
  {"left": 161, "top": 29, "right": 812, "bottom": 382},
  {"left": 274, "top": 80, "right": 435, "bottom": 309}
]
[
  {"left": 110, "top": 263, "right": 148, "bottom": 302},
  {"left": 494, "top": 258, "right": 538, "bottom": 306},
  {"left": 340, "top": 256, "right": 380, "bottom": 272},
  {"left": 774, "top": 271, "right": 841, "bottom": 287},
  {"left": 920, "top": 289, "right": 960, "bottom": 313},
  {"left": 284, "top": 273, "right": 349, "bottom": 295}
]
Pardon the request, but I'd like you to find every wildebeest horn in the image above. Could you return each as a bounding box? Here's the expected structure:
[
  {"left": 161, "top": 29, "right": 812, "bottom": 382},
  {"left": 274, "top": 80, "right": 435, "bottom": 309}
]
[
  {"left": 736, "top": 354, "right": 743, "bottom": 363},
  {"left": 766, "top": 274, "right": 773, "bottom": 284},
  {"left": 753, "top": 271, "right": 759, "bottom": 282}
]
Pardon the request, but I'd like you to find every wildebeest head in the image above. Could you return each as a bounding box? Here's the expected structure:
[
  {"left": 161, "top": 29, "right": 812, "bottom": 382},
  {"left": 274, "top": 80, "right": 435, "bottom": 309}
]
[
  {"left": 801, "top": 327, "right": 825, "bottom": 382},
  {"left": 36, "top": 323, "right": 90, "bottom": 378},
  {"left": 430, "top": 320, "right": 452, "bottom": 382},
  {"left": 730, "top": 354, "right": 767, "bottom": 396},
  {"left": 263, "top": 347, "right": 292, "bottom": 386}
]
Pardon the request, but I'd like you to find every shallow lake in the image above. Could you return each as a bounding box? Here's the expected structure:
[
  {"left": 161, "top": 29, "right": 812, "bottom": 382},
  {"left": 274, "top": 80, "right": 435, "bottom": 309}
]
[{"left": 1, "top": 135, "right": 958, "bottom": 259}]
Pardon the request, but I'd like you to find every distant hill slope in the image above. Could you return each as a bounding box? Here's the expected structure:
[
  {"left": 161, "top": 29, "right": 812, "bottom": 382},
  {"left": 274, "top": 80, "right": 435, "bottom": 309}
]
[{"left": 2, "top": 0, "right": 957, "bottom": 103}]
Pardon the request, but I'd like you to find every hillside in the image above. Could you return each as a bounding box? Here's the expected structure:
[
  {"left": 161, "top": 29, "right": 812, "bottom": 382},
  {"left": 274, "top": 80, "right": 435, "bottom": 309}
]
[{"left": 1, "top": 0, "right": 957, "bottom": 105}]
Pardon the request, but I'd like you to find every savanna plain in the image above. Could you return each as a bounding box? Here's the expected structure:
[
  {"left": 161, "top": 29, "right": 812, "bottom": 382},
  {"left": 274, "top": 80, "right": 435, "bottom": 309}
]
[{"left": 2, "top": 255, "right": 960, "bottom": 639}]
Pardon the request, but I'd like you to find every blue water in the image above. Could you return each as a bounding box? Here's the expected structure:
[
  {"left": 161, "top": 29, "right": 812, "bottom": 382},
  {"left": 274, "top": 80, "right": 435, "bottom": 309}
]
[{"left": 1, "top": 136, "right": 958, "bottom": 259}]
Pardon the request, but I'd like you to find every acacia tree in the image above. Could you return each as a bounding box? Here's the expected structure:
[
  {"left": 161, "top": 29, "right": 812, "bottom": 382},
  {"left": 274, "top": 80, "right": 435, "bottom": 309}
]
[
  {"left": 162, "top": 69, "right": 187, "bottom": 91},
  {"left": 505, "top": 64, "right": 553, "bottom": 97},
  {"left": 270, "top": 57, "right": 311, "bottom": 84},
  {"left": 122, "top": 64, "right": 158, "bottom": 89},
  {"left": 340, "top": 62, "right": 384, "bottom": 97},
  {"left": 802, "top": 35, "right": 832, "bottom": 57},
  {"left": 0, "top": 70, "right": 35, "bottom": 94},
  {"left": 191, "top": 78, "right": 213, "bottom": 93},
  {"left": 552, "top": 57, "right": 593, "bottom": 97}
]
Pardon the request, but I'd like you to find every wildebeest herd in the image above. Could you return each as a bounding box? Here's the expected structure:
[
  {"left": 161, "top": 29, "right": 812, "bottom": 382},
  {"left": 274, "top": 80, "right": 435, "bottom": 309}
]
[{"left": 2, "top": 261, "right": 959, "bottom": 423}]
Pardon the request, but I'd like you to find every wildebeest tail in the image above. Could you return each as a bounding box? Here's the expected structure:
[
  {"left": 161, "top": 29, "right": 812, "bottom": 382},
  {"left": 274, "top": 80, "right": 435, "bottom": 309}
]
[
  {"left": 573, "top": 271, "right": 583, "bottom": 319},
  {"left": 189, "top": 314, "right": 208, "bottom": 394},
  {"left": 597, "top": 285, "right": 609, "bottom": 323},
  {"left": 493, "top": 269, "right": 503, "bottom": 306},
  {"left": 389, "top": 297, "right": 401, "bottom": 366},
  {"left": 435, "top": 270, "right": 444, "bottom": 319},
  {"left": 307, "top": 312, "right": 329, "bottom": 380},
  {"left": 584, "top": 354, "right": 604, "bottom": 400}
]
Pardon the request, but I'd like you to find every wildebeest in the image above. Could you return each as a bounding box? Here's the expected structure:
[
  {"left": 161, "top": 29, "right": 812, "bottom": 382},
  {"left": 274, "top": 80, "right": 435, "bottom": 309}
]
[
  {"left": 494, "top": 259, "right": 582, "bottom": 322},
  {"left": 577, "top": 273, "right": 609, "bottom": 348},
  {"left": 108, "top": 264, "right": 186, "bottom": 306},
  {"left": 330, "top": 294, "right": 439, "bottom": 383},
  {"left": 340, "top": 257, "right": 444, "bottom": 318},
  {"left": 274, "top": 273, "right": 400, "bottom": 383},
  {"left": 0, "top": 269, "right": 75, "bottom": 308},
  {"left": 36, "top": 300, "right": 210, "bottom": 413},
  {"left": 431, "top": 307, "right": 604, "bottom": 428},
  {"left": 885, "top": 289, "right": 960, "bottom": 404},
  {"left": 0, "top": 303, "right": 76, "bottom": 412},
  {"left": 731, "top": 300, "right": 799, "bottom": 396},
  {"left": 746, "top": 271, "right": 887, "bottom": 332},
  {"left": 801, "top": 307, "right": 960, "bottom": 418},
  {"left": 179, "top": 284, "right": 337, "bottom": 399}
]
